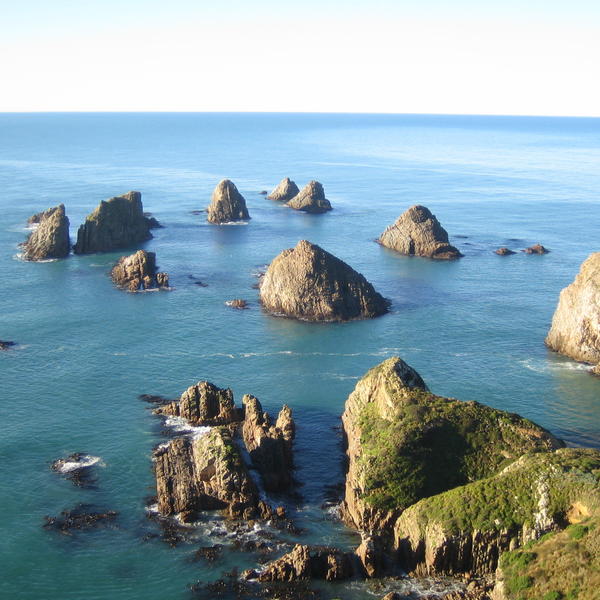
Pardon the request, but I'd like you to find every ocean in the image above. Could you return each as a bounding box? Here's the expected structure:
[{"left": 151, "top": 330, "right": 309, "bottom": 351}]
[{"left": 1, "top": 112, "right": 599, "bottom": 599}]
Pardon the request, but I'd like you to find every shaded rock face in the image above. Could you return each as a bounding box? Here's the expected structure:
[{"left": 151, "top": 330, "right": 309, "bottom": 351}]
[
  {"left": 287, "top": 181, "right": 332, "bottom": 213},
  {"left": 27, "top": 205, "right": 62, "bottom": 225},
  {"left": 546, "top": 252, "right": 600, "bottom": 368},
  {"left": 206, "top": 179, "right": 250, "bottom": 223},
  {"left": 73, "top": 191, "right": 153, "bottom": 254},
  {"left": 111, "top": 250, "right": 169, "bottom": 291},
  {"left": 267, "top": 177, "right": 300, "bottom": 202},
  {"left": 259, "top": 240, "right": 389, "bottom": 322},
  {"left": 22, "top": 204, "right": 70, "bottom": 260},
  {"left": 377, "top": 205, "right": 462, "bottom": 260}
]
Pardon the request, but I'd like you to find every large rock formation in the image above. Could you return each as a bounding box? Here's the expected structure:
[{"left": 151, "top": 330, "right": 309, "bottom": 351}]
[
  {"left": 206, "top": 179, "right": 250, "bottom": 223},
  {"left": 27, "top": 205, "right": 62, "bottom": 225},
  {"left": 111, "top": 250, "right": 169, "bottom": 291},
  {"left": 377, "top": 205, "right": 462, "bottom": 259},
  {"left": 22, "top": 204, "right": 70, "bottom": 260},
  {"left": 267, "top": 177, "right": 299, "bottom": 202},
  {"left": 73, "top": 191, "right": 153, "bottom": 254},
  {"left": 287, "top": 181, "right": 332, "bottom": 213},
  {"left": 545, "top": 252, "right": 600, "bottom": 369},
  {"left": 259, "top": 240, "right": 389, "bottom": 322}
]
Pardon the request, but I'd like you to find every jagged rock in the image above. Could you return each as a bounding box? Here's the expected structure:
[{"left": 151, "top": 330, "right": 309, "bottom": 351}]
[
  {"left": 206, "top": 179, "right": 250, "bottom": 223},
  {"left": 545, "top": 252, "right": 600, "bottom": 369},
  {"left": 495, "top": 248, "right": 516, "bottom": 256},
  {"left": 242, "top": 395, "right": 295, "bottom": 491},
  {"left": 377, "top": 205, "right": 462, "bottom": 259},
  {"left": 144, "top": 213, "right": 163, "bottom": 229},
  {"left": 111, "top": 250, "right": 169, "bottom": 291},
  {"left": 287, "top": 181, "right": 332, "bottom": 213},
  {"left": 43, "top": 504, "right": 117, "bottom": 533},
  {"left": 51, "top": 453, "right": 101, "bottom": 487},
  {"left": 523, "top": 243, "right": 549, "bottom": 254},
  {"left": 73, "top": 191, "right": 152, "bottom": 254},
  {"left": 341, "top": 357, "right": 563, "bottom": 537},
  {"left": 355, "top": 534, "right": 386, "bottom": 578},
  {"left": 0, "top": 340, "right": 16, "bottom": 350},
  {"left": 27, "top": 205, "right": 62, "bottom": 225},
  {"left": 154, "top": 381, "right": 243, "bottom": 426},
  {"left": 259, "top": 240, "right": 389, "bottom": 322},
  {"left": 267, "top": 178, "right": 300, "bottom": 202},
  {"left": 22, "top": 204, "right": 70, "bottom": 260}
]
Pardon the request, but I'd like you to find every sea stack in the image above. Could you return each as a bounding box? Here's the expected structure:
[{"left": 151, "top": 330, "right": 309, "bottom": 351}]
[
  {"left": 287, "top": 181, "right": 332, "bottom": 213},
  {"left": 545, "top": 252, "right": 600, "bottom": 369},
  {"left": 206, "top": 179, "right": 250, "bottom": 223},
  {"left": 267, "top": 177, "right": 300, "bottom": 202},
  {"left": 377, "top": 205, "right": 462, "bottom": 259},
  {"left": 73, "top": 191, "right": 153, "bottom": 254},
  {"left": 110, "top": 250, "right": 169, "bottom": 291},
  {"left": 22, "top": 204, "right": 70, "bottom": 260},
  {"left": 259, "top": 240, "right": 389, "bottom": 321}
]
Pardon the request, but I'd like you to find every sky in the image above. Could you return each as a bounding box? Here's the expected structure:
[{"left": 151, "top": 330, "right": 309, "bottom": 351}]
[{"left": 1, "top": 0, "right": 599, "bottom": 116}]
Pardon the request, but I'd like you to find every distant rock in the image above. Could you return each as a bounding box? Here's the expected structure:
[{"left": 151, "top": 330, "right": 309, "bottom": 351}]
[
  {"left": 0, "top": 340, "right": 16, "bottom": 351},
  {"left": 267, "top": 177, "right": 300, "bottom": 202},
  {"left": 22, "top": 203, "right": 70, "bottom": 260},
  {"left": 259, "top": 190, "right": 268, "bottom": 195},
  {"left": 377, "top": 205, "right": 462, "bottom": 260},
  {"left": 546, "top": 252, "right": 600, "bottom": 368},
  {"left": 111, "top": 250, "right": 169, "bottom": 292},
  {"left": 51, "top": 453, "right": 102, "bottom": 487},
  {"left": 495, "top": 247, "right": 516, "bottom": 256},
  {"left": 73, "top": 191, "right": 153, "bottom": 254},
  {"left": 43, "top": 504, "right": 117, "bottom": 533},
  {"left": 259, "top": 240, "right": 389, "bottom": 322},
  {"left": 523, "top": 243, "right": 549, "bottom": 254},
  {"left": 206, "top": 179, "right": 250, "bottom": 224},
  {"left": 144, "top": 213, "right": 163, "bottom": 229},
  {"left": 287, "top": 181, "right": 332, "bottom": 213},
  {"left": 225, "top": 299, "right": 248, "bottom": 309}
]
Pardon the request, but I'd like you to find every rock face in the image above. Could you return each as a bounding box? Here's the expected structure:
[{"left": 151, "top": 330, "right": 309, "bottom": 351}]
[
  {"left": 545, "top": 252, "right": 600, "bottom": 368},
  {"left": 22, "top": 204, "right": 70, "bottom": 260},
  {"left": 73, "top": 191, "right": 153, "bottom": 254},
  {"left": 27, "top": 205, "right": 62, "bottom": 225},
  {"left": 259, "top": 240, "right": 389, "bottom": 322},
  {"left": 206, "top": 179, "right": 250, "bottom": 223},
  {"left": 377, "top": 205, "right": 462, "bottom": 259},
  {"left": 110, "top": 250, "right": 169, "bottom": 291},
  {"left": 287, "top": 181, "right": 332, "bottom": 213},
  {"left": 267, "top": 177, "right": 300, "bottom": 202}
]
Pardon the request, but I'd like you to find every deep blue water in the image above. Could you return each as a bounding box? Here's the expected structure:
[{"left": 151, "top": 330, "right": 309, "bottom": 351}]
[{"left": 1, "top": 113, "right": 599, "bottom": 599}]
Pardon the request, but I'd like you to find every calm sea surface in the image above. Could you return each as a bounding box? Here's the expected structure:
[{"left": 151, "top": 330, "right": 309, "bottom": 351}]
[{"left": 1, "top": 113, "right": 599, "bottom": 599}]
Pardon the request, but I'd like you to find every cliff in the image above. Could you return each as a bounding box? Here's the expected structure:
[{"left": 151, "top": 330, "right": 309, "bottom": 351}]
[
  {"left": 267, "top": 177, "right": 299, "bottom": 202},
  {"left": 111, "top": 250, "right": 169, "bottom": 291},
  {"left": 206, "top": 179, "right": 250, "bottom": 223},
  {"left": 22, "top": 203, "right": 70, "bottom": 260},
  {"left": 287, "top": 181, "right": 332, "bottom": 213}
]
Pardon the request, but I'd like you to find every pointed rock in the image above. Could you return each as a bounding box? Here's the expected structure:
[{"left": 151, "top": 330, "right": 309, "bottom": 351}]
[
  {"left": 267, "top": 177, "right": 300, "bottom": 202},
  {"left": 378, "top": 205, "right": 462, "bottom": 259},
  {"left": 111, "top": 250, "right": 169, "bottom": 291},
  {"left": 27, "top": 205, "right": 62, "bottom": 226},
  {"left": 206, "top": 179, "right": 250, "bottom": 223},
  {"left": 259, "top": 240, "right": 389, "bottom": 322},
  {"left": 287, "top": 181, "right": 332, "bottom": 213},
  {"left": 22, "top": 204, "right": 70, "bottom": 260}
]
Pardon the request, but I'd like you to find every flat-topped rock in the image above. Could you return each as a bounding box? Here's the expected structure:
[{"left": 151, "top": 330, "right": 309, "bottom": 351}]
[
  {"left": 287, "top": 181, "right": 332, "bottom": 213},
  {"left": 22, "top": 204, "right": 70, "bottom": 260},
  {"left": 267, "top": 177, "right": 300, "bottom": 202},
  {"left": 111, "top": 250, "right": 169, "bottom": 291},
  {"left": 259, "top": 240, "right": 389, "bottom": 322},
  {"left": 206, "top": 179, "right": 250, "bottom": 223},
  {"left": 378, "top": 205, "right": 462, "bottom": 259},
  {"left": 73, "top": 191, "right": 153, "bottom": 254}
]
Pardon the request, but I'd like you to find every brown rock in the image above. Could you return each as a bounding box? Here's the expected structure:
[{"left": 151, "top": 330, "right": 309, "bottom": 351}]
[
  {"left": 494, "top": 247, "right": 516, "bottom": 256},
  {"left": 22, "top": 204, "right": 70, "bottom": 260},
  {"left": 226, "top": 299, "right": 248, "bottom": 309},
  {"left": 523, "top": 243, "right": 549, "bottom": 254},
  {"left": 206, "top": 179, "right": 250, "bottom": 224},
  {"left": 267, "top": 177, "right": 300, "bottom": 202},
  {"left": 111, "top": 250, "right": 169, "bottom": 291},
  {"left": 355, "top": 535, "right": 385, "bottom": 578},
  {"left": 27, "top": 205, "right": 62, "bottom": 225},
  {"left": 287, "top": 181, "right": 332, "bottom": 213}
]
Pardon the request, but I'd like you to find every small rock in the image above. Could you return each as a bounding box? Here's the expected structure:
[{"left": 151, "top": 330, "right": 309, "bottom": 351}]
[
  {"left": 111, "top": 250, "right": 170, "bottom": 291},
  {"left": 268, "top": 178, "right": 300, "bottom": 202},
  {"left": 43, "top": 504, "right": 117, "bottom": 533},
  {"left": 495, "top": 247, "right": 516, "bottom": 256},
  {"left": 523, "top": 243, "right": 549, "bottom": 254},
  {"left": 287, "top": 181, "right": 331, "bottom": 213},
  {"left": 0, "top": 340, "right": 16, "bottom": 350},
  {"left": 226, "top": 299, "right": 248, "bottom": 309}
]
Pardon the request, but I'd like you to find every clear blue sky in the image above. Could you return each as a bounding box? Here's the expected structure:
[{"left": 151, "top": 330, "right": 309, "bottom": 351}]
[{"left": 1, "top": 0, "right": 599, "bottom": 114}]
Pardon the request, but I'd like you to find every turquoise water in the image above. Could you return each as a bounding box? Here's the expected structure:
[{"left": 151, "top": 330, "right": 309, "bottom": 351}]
[{"left": 1, "top": 113, "right": 599, "bottom": 599}]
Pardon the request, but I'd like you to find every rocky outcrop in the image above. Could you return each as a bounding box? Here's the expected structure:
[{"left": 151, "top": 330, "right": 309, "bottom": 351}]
[
  {"left": 0, "top": 340, "right": 16, "bottom": 351},
  {"left": 206, "top": 179, "right": 250, "bottom": 223},
  {"left": 287, "top": 181, "right": 332, "bottom": 213},
  {"left": 22, "top": 203, "right": 70, "bottom": 260},
  {"left": 377, "top": 205, "right": 462, "bottom": 259},
  {"left": 110, "top": 250, "right": 169, "bottom": 291},
  {"left": 259, "top": 240, "right": 389, "bottom": 322},
  {"left": 73, "top": 191, "right": 153, "bottom": 254},
  {"left": 27, "top": 205, "right": 62, "bottom": 225},
  {"left": 241, "top": 395, "right": 295, "bottom": 491},
  {"left": 267, "top": 177, "right": 300, "bottom": 202},
  {"left": 225, "top": 299, "right": 248, "bottom": 309},
  {"left": 545, "top": 252, "right": 600, "bottom": 368},
  {"left": 495, "top": 248, "right": 516, "bottom": 256},
  {"left": 523, "top": 243, "right": 549, "bottom": 254}
]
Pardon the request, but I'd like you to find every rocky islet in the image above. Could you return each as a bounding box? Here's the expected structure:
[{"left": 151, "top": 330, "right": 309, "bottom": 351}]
[
  {"left": 22, "top": 203, "right": 70, "bottom": 260},
  {"left": 206, "top": 179, "right": 250, "bottom": 224},
  {"left": 111, "top": 249, "right": 169, "bottom": 291}
]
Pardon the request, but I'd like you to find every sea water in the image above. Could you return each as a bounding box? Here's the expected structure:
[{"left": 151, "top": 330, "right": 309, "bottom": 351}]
[{"left": 1, "top": 113, "right": 599, "bottom": 599}]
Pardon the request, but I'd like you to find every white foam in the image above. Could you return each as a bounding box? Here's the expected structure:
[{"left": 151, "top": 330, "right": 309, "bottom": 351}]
[
  {"left": 13, "top": 253, "right": 58, "bottom": 263},
  {"left": 145, "top": 503, "right": 159, "bottom": 514},
  {"left": 520, "top": 358, "right": 594, "bottom": 374},
  {"left": 56, "top": 454, "right": 104, "bottom": 473},
  {"left": 164, "top": 416, "right": 212, "bottom": 439}
]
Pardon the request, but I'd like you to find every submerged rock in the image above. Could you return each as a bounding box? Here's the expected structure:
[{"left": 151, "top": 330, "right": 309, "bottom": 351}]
[
  {"left": 523, "top": 243, "right": 549, "bottom": 254},
  {"left": 51, "top": 453, "right": 102, "bottom": 487},
  {"left": 267, "top": 178, "right": 300, "bottom": 202},
  {"left": 207, "top": 179, "right": 250, "bottom": 223},
  {"left": 111, "top": 250, "right": 169, "bottom": 292},
  {"left": 43, "top": 504, "right": 117, "bottom": 533},
  {"left": 73, "top": 191, "right": 153, "bottom": 254},
  {"left": 545, "top": 252, "right": 600, "bottom": 368},
  {"left": 22, "top": 203, "right": 70, "bottom": 260},
  {"left": 287, "top": 181, "right": 332, "bottom": 214},
  {"left": 259, "top": 240, "right": 389, "bottom": 322},
  {"left": 226, "top": 299, "right": 248, "bottom": 309},
  {"left": 0, "top": 340, "right": 16, "bottom": 351},
  {"left": 377, "top": 205, "right": 462, "bottom": 260},
  {"left": 495, "top": 247, "right": 516, "bottom": 256}
]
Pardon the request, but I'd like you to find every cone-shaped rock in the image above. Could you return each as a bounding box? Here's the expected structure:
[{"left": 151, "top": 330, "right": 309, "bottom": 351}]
[
  {"left": 73, "top": 191, "right": 152, "bottom": 254},
  {"left": 206, "top": 179, "right": 250, "bottom": 223},
  {"left": 378, "top": 205, "right": 462, "bottom": 259},
  {"left": 259, "top": 240, "right": 389, "bottom": 321},
  {"left": 267, "top": 177, "right": 299, "bottom": 202},
  {"left": 22, "top": 204, "right": 70, "bottom": 260},
  {"left": 27, "top": 205, "right": 62, "bottom": 226},
  {"left": 287, "top": 181, "right": 332, "bottom": 213},
  {"left": 546, "top": 252, "right": 600, "bottom": 368},
  {"left": 111, "top": 250, "right": 169, "bottom": 292}
]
